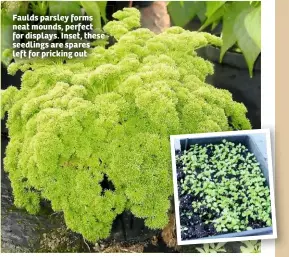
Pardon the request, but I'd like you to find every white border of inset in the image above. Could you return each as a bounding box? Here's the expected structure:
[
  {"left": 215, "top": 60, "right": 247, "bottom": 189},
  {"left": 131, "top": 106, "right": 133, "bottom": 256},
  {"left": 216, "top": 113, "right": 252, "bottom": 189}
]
[{"left": 170, "top": 129, "right": 277, "bottom": 246}]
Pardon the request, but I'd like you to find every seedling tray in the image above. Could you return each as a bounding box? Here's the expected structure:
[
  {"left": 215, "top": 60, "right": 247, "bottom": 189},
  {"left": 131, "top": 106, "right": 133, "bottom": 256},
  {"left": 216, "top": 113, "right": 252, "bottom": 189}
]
[{"left": 173, "top": 132, "right": 273, "bottom": 240}]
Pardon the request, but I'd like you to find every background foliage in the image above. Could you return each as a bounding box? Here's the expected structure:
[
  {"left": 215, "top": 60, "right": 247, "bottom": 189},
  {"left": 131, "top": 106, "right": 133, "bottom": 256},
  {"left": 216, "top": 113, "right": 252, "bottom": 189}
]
[{"left": 167, "top": 1, "right": 261, "bottom": 77}]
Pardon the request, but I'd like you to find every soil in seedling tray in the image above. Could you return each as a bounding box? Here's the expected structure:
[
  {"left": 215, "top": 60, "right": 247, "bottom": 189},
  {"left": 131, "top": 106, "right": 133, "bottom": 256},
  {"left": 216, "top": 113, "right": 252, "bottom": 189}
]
[{"left": 176, "top": 140, "right": 272, "bottom": 241}]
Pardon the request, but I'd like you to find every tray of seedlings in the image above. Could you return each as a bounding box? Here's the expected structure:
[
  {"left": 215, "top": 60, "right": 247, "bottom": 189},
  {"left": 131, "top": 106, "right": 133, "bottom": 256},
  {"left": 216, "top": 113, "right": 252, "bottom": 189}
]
[{"left": 172, "top": 132, "right": 274, "bottom": 243}]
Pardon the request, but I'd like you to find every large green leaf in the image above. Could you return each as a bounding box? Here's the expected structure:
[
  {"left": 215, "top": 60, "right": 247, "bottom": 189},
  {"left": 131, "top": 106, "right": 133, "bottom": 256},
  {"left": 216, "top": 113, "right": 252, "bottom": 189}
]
[
  {"left": 220, "top": 1, "right": 250, "bottom": 62},
  {"left": 97, "top": 1, "right": 108, "bottom": 23},
  {"left": 211, "top": 19, "right": 221, "bottom": 30},
  {"left": 205, "top": 1, "right": 226, "bottom": 18},
  {"left": 167, "top": 1, "right": 199, "bottom": 27},
  {"left": 49, "top": 1, "right": 81, "bottom": 16},
  {"left": 244, "top": 6, "right": 261, "bottom": 49},
  {"left": 81, "top": 1, "right": 101, "bottom": 30},
  {"left": 199, "top": 5, "right": 225, "bottom": 31},
  {"left": 234, "top": 8, "right": 261, "bottom": 77},
  {"left": 250, "top": 1, "right": 261, "bottom": 8},
  {"left": 196, "top": 2, "right": 207, "bottom": 23}
]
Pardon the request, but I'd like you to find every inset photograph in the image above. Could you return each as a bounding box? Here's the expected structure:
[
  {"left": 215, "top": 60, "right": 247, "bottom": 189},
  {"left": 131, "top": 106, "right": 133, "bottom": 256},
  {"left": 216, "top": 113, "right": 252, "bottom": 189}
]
[{"left": 171, "top": 129, "right": 277, "bottom": 245}]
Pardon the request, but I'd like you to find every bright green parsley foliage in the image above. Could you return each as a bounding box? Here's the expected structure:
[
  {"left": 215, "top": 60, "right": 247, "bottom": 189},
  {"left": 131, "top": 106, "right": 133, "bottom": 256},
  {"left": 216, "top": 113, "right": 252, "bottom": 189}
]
[{"left": 2, "top": 8, "right": 251, "bottom": 241}]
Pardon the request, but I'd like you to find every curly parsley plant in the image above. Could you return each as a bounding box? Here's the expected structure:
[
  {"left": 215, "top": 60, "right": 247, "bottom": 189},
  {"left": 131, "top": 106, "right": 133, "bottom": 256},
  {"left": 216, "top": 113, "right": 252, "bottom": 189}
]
[{"left": 2, "top": 8, "right": 251, "bottom": 242}]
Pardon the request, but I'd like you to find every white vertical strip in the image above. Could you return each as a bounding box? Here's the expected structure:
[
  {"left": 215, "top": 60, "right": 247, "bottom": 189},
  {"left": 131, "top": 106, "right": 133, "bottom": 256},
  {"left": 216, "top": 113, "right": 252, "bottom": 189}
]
[{"left": 261, "top": 0, "right": 276, "bottom": 254}]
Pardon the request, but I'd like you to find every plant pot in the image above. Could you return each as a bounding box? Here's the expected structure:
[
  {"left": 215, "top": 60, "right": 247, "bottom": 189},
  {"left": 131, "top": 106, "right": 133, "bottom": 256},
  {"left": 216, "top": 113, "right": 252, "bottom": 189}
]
[
  {"left": 197, "top": 45, "right": 261, "bottom": 129},
  {"left": 118, "top": 211, "right": 159, "bottom": 242},
  {"left": 184, "top": 17, "right": 222, "bottom": 33},
  {"left": 172, "top": 130, "right": 275, "bottom": 244}
]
